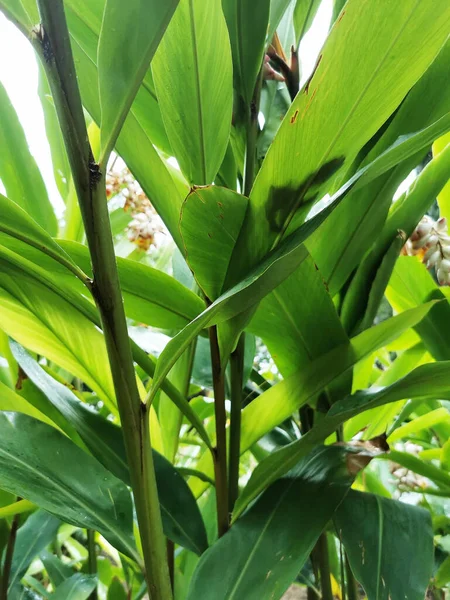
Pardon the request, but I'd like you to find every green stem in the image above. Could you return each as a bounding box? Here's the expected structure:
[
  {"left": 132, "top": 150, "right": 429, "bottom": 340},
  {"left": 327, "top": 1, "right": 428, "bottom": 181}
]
[
  {"left": 228, "top": 334, "right": 245, "bottom": 513},
  {"left": 243, "top": 67, "right": 264, "bottom": 197},
  {"left": 87, "top": 530, "right": 98, "bottom": 600},
  {"left": 345, "top": 555, "right": 358, "bottom": 600},
  {"left": 0, "top": 508, "right": 20, "bottom": 600},
  {"left": 208, "top": 325, "right": 229, "bottom": 537},
  {"left": 314, "top": 533, "right": 333, "bottom": 600},
  {"left": 33, "top": 3, "right": 171, "bottom": 598}
]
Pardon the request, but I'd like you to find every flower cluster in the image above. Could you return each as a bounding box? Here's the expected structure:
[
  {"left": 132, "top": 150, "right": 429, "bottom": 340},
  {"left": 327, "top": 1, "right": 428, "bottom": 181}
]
[
  {"left": 106, "top": 167, "right": 162, "bottom": 252},
  {"left": 405, "top": 215, "right": 450, "bottom": 285}
]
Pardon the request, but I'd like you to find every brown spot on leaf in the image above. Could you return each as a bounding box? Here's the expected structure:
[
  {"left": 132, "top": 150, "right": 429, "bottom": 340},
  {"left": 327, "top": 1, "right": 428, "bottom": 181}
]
[
  {"left": 207, "top": 232, "right": 213, "bottom": 238},
  {"left": 338, "top": 10, "right": 346, "bottom": 23},
  {"left": 15, "top": 367, "right": 28, "bottom": 390},
  {"left": 290, "top": 109, "right": 299, "bottom": 124}
]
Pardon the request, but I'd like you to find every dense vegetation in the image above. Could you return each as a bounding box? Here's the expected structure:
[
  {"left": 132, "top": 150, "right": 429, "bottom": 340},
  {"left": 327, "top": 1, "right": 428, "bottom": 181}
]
[{"left": 0, "top": 0, "right": 449, "bottom": 598}]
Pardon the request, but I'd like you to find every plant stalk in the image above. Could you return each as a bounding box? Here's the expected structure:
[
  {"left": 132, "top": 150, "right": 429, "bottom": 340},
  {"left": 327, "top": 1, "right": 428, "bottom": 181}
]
[
  {"left": 33, "top": 2, "right": 171, "bottom": 597},
  {"left": 314, "top": 533, "right": 334, "bottom": 600},
  {"left": 0, "top": 508, "right": 19, "bottom": 600},
  {"left": 345, "top": 555, "right": 359, "bottom": 600},
  {"left": 87, "top": 530, "right": 98, "bottom": 600},
  {"left": 208, "top": 325, "right": 229, "bottom": 537},
  {"left": 228, "top": 334, "right": 245, "bottom": 513},
  {"left": 243, "top": 66, "right": 264, "bottom": 197}
]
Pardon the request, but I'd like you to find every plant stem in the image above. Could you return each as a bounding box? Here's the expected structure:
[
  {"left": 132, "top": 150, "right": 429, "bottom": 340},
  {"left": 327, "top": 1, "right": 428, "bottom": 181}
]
[
  {"left": 345, "top": 555, "right": 359, "bottom": 600},
  {"left": 33, "top": 2, "right": 171, "bottom": 598},
  {"left": 314, "top": 533, "right": 333, "bottom": 600},
  {"left": 87, "top": 530, "right": 98, "bottom": 600},
  {"left": 228, "top": 334, "right": 245, "bottom": 513},
  {"left": 208, "top": 325, "right": 229, "bottom": 537},
  {"left": 0, "top": 509, "right": 20, "bottom": 600},
  {"left": 243, "top": 67, "right": 263, "bottom": 197},
  {"left": 166, "top": 539, "right": 174, "bottom": 593}
]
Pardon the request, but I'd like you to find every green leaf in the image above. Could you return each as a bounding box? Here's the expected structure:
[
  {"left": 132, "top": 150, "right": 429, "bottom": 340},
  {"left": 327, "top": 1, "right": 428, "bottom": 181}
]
[
  {"left": 0, "top": 82, "right": 56, "bottom": 235},
  {"left": 268, "top": 0, "right": 293, "bottom": 41},
  {"left": 152, "top": 0, "right": 233, "bottom": 184},
  {"left": 335, "top": 490, "right": 433, "bottom": 600},
  {"left": 387, "top": 256, "right": 450, "bottom": 361},
  {"left": 150, "top": 189, "right": 352, "bottom": 401},
  {"left": 51, "top": 574, "right": 97, "bottom": 600},
  {"left": 40, "top": 550, "right": 74, "bottom": 588},
  {"left": 0, "top": 261, "right": 116, "bottom": 411},
  {"left": 308, "top": 39, "right": 450, "bottom": 296},
  {"left": 190, "top": 302, "right": 435, "bottom": 502},
  {"left": 222, "top": 0, "right": 270, "bottom": 104},
  {"left": 293, "top": 0, "right": 322, "bottom": 48},
  {"left": 232, "top": 0, "right": 450, "bottom": 278},
  {"left": 0, "top": 193, "right": 84, "bottom": 281},
  {"left": 229, "top": 303, "right": 439, "bottom": 516},
  {"left": 435, "top": 555, "right": 450, "bottom": 588},
  {"left": 107, "top": 578, "right": 128, "bottom": 600},
  {"left": 5, "top": 510, "right": 60, "bottom": 593},
  {"left": 38, "top": 63, "right": 71, "bottom": 202},
  {"left": 0, "top": 380, "right": 57, "bottom": 427},
  {"left": 345, "top": 137, "right": 450, "bottom": 334},
  {"left": 180, "top": 186, "right": 248, "bottom": 300},
  {"left": 433, "top": 130, "right": 450, "bottom": 221},
  {"left": 342, "top": 231, "right": 405, "bottom": 334},
  {"left": 249, "top": 254, "right": 348, "bottom": 376},
  {"left": 187, "top": 446, "right": 354, "bottom": 600},
  {"left": 12, "top": 343, "right": 208, "bottom": 555},
  {"left": 59, "top": 240, "right": 204, "bottom": 330},
  {"left": 0, "top": 412, "right": 138, "bottom": 561},
  {"left": 97, "top": 0, "right": 179, "bottom": 159},
  {"left": 388, "top": 407, "right": 450, "bottom": 443}
]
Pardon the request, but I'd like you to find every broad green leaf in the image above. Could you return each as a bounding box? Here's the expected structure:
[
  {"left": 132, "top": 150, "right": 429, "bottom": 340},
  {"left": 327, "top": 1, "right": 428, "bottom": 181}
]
[
  {"left": 388, "top": 408, "right": 450, "bottom": 444},
  {"left": 12, "top": 343, "right": 208, "bottom": 555},
  {"left": 0, "top": 412, "right": 138, "bottom": 561},
  {"left": 435, "top": 555, "right": 450, "bottom": 588},
  {"left": 433, "top": 130, "right": 450, "bottom": 221},
  {"left": 97, "top": 0, "right": 179, "bottom": 159},
  {"left": 107, "top": 578, "right": 128, "bottom": 600},
  {"left": 0, "top": 82, "right": 56, "bottom": 235},
  {"left": 268, "top": 0, "right": 293, "bottom": 41},
  {"left": 222, "top": 0, "right": 270, "bottom": 104},
  {"left": 59, "top": 240, "right": 204, "bottom": 330},
  {"left": 231, "top": 0, "right": 450, "bottom": 278},
  {"left": 152, "top": 0, "right": 233, "bottom": 184},
  {"left": 150, "top": 189, "right": 354, "bottom": 401},
  {"left": 38, "top": 63, "right": 71, "bottom": 202},
  {"left": 40, "top": 550, "right": 74, "bottom": 588},
  {"left": 5, "top": 510, "right": 60, "bottom": 593},
  {"left": 379, "top": 451, "right": 450, "bottom": 491},
  {"left": 0, "top": 265, "right": 116, "bottom": 411},
  {"left": 387, "top": 256, "right": 450, "bottom": 361},
  {"left": 344, "top": 343, "right": 430, "bottom": 440},
  {"left": 52, "top": 574, "right": 97, "bottom": 600},
  {"left": 308, "top": 39, "right": 450, "bottom": 296},
  {"left": 229, "top": 305, "right": 441, "bottom": 515},
  {"left": 335, "top": 490, "right": 433, "bottom": 600},
  {"left": 345, "top": 139, "right": 450, "bottom": 333},
  {"left": 0, "top": 194, "right": 84, "bottom": 281},
  {"left": 341, "top": 231, "right": 405, "bottom": 334},
  {"left": 190, "top": 303, "right": 435, "bottom": 502},
  {"left": 293, "top": 0, "right": 322, "bottom": 48},
  {"left": 0, "top": 380, "right": 56, "bottom": 427},
  {"left": 180, "top": 186, "right": 248, "bottom": 300},
  {"left": 249, "top": 254, "right": 348, "bottom": 377},
  {"left": 188, "top": 446, "right": 354, "bottom": 600}
]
